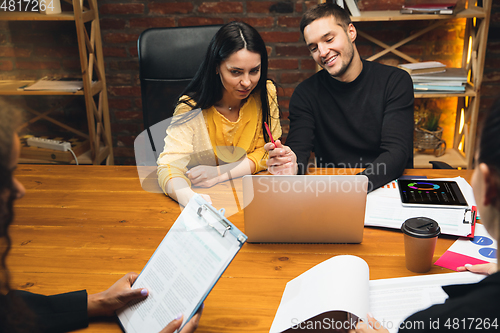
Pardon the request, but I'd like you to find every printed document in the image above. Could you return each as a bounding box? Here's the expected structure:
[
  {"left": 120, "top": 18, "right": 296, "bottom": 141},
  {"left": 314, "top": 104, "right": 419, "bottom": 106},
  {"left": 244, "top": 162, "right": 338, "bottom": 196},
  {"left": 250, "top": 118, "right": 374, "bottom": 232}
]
[
  {"left": 117, "top": 195, "right": 245, "bottom": 333},
  {"left": 364, "top": 177, "right": 476, "bottom": 236},
  {"left": 270, "top": 255, "right": 484, "bottom": 333}
]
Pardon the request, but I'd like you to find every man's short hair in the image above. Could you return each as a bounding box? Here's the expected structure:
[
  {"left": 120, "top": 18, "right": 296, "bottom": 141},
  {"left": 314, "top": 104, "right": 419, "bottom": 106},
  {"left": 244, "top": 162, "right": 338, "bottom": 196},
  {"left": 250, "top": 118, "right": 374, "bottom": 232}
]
[{"left": 300, "top": 2, "right": 352, "bottom": 36}]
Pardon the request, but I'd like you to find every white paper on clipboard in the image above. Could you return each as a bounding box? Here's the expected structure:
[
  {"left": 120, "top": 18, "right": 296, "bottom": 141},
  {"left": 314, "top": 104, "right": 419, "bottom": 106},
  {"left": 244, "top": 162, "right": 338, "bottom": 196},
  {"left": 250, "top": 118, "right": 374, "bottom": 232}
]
[
  {"left": 117, "top": 194, "right": 247, "bottom": 333},
  {"left": 364, "top": 177, "right": 476, "bottom": 237}
]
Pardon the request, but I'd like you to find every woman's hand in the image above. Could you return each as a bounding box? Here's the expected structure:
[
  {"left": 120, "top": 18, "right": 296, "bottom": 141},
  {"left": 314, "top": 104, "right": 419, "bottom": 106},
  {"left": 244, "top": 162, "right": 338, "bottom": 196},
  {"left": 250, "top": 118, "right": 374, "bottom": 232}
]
[
  {"left": 457, "top": 263, "right": 497, "bottom": 275},
  {"left": 187, "top": 165, "right": 221, "bottom": 188},
  {"left": 159, "top": 305, "right": 203, "bottom": 333},
  {"left": 265, "top": 140, "right": 298, "bottom": 175},
  {"left": 87, "top": 272, "right": 148, "bottom": 317},
  {"left": 88, "top": 272, "right": 203, "bottom": 333}
]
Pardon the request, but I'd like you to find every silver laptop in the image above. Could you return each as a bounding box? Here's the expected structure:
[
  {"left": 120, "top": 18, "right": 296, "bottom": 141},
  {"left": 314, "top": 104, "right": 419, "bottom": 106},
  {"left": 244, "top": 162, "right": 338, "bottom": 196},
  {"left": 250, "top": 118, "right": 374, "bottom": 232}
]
[{"left": 242, "top": 175, "right": 368, "bottom": 243}]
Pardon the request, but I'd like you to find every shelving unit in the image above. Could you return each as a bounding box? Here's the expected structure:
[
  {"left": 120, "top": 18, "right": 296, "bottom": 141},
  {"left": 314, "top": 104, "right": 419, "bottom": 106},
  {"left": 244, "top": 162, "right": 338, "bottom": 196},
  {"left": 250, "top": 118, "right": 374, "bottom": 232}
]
[
  {"left": 322, "top": 0, "right": 491, "bottom": 168},
  {"left": 0, "top": 0, "right": 113, "bottom": 165}
]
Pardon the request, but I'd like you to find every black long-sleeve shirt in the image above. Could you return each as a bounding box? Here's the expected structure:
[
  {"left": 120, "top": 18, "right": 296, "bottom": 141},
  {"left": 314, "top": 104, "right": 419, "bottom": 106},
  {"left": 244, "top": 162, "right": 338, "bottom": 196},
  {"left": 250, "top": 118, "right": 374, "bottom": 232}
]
[
  {"left": 5, "top": 290, "right": 88, "bottom": 333},
  {"left": 287, "top": 59, "right": 414, "bottom": 190},
  {"left": 399, "top": 272, "right": 500, "bottom": 332}
]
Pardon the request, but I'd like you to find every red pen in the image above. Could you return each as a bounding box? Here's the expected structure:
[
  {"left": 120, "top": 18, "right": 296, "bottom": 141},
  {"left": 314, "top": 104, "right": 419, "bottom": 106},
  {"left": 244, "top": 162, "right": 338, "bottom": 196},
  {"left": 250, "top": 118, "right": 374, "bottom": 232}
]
[{"left": 264, "top": 122, "right": 276, "bottom": 148}]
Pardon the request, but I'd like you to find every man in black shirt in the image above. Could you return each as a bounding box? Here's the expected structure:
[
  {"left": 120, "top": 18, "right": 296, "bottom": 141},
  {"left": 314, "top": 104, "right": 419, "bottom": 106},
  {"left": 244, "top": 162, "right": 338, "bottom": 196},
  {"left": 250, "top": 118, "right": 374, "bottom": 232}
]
[{"left": 266, "top": 3, "right": 414, "bottom": 191}]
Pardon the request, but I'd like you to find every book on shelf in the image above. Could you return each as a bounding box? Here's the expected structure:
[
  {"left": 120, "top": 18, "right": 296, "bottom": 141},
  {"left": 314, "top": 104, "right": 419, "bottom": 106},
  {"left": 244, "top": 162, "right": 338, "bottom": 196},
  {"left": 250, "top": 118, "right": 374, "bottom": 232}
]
[
  {"left": 413, "top": 80, "right": 464, "bottom": 86},
  {"left": 270, "top": 255, "right": 484, "bottom": 333},
  {"left": 344, "top": 0, "right": 360, "bottom": 17},
  {"left": 410, "top": 67, "right": 468, "bottom": 82},
  {"left": 413, "top": 84, "right": 466, "bottom": 92},
  {"left": 410, "top": 67, "right": 468, "bottom": 92},
  {"left": 23, "top": 76, "right": 85, "bottom": 92},
  {"left": 398, "top": 61, "right": 446, "bottom": 75},
  {"left": 400, "top": 0, "right": 466, "bottom": 15}
]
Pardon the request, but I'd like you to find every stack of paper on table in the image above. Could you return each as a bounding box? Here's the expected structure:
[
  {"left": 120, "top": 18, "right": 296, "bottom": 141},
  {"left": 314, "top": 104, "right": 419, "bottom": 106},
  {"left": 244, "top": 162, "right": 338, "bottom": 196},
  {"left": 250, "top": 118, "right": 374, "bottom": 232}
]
[
  {"left": 270, "top": 255, "right": 484, "bottom": 333},
  {"left": 364, "top": 177, "right": 476, "bottom": 237},
  {"left": 435, "top": 224, "right": 497, "bottom": 271}
]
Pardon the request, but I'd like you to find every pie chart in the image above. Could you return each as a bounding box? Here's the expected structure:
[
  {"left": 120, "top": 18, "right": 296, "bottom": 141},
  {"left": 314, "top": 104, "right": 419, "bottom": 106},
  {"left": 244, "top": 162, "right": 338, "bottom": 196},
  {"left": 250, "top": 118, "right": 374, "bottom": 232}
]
[{"left": 407, "top": 182, "right": 440, "bottom": 191}]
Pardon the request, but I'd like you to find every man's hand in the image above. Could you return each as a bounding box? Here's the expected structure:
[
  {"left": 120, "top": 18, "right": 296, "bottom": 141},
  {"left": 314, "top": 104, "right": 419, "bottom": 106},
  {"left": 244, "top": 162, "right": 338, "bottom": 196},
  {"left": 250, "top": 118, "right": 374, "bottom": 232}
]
[
  {"left": 88, "top": 272, "right": 148, "bottom": 317},
  {"left": 265, "top": 140, "right": 298, "bottom": 175},
  {"left": 187, "top": 165, "right": 220, "bottom": 188},
  {"left": 457, "top": 263, "right": 497, "bottom": 275},
  {"left": 160, "top": 305, "right": 204, "bottom": 333}
]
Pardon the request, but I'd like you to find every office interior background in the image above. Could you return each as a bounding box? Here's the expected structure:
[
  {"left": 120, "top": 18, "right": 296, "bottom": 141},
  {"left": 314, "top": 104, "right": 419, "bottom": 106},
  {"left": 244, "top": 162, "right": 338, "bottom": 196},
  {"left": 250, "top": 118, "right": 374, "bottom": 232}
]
[{"left": 0, "top": 0, "right": 499, "bottom": 165}]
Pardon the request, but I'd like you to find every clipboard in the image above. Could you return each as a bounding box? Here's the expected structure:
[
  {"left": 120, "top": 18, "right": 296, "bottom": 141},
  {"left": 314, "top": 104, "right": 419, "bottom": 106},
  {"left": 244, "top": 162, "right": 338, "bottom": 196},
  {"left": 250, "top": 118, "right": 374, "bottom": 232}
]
[
  {"left": 365, "top": 177, "right": 477, "bottom": 238},
  {"left": 117, "top": 194, "right": 247, "bottom": 333},
  {"left": 461, "top": 205, "right": 477, "bottom": 238}
]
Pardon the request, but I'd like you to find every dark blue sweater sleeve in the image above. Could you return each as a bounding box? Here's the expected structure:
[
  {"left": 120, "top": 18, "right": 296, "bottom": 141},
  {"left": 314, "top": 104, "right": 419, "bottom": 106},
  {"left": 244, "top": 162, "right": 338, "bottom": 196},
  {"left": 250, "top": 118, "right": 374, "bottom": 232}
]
[
  {"left": 287, "top": 78, "right": 317, "bottom": 175},
  {"left": 11, "top": 290, "right": 89, "bottom": 333},
  {"left": 359, "top": 68, "right": 414, "bottom": 190}
]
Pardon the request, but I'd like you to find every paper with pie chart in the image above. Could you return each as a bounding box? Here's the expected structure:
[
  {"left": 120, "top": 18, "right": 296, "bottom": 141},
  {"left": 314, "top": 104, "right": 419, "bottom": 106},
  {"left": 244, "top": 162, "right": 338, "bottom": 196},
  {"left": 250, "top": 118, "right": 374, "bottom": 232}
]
[
  {"left": 435, "top": 224, "right": 497, "bottom": 271},
  {"left": 365, "top": 177, "right": 476, "bottom": 237},
  {"left": 398, "top": 179, "right": 468, "bottom": 208}
]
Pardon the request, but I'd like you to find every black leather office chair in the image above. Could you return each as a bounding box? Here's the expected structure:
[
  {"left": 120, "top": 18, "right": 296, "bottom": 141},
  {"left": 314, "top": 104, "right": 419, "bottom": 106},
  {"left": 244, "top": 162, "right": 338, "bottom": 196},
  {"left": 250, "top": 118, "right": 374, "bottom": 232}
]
[{"left": 138, "top": 25, "right": 222, "bottom": 158}]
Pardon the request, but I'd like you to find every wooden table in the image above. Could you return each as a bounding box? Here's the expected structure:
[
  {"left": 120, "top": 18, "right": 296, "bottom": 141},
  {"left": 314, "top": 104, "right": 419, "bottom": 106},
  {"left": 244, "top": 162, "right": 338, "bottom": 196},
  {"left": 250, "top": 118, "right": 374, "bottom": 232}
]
[{"left": 9, "top": 166, "right": 473, "bottom": 332}]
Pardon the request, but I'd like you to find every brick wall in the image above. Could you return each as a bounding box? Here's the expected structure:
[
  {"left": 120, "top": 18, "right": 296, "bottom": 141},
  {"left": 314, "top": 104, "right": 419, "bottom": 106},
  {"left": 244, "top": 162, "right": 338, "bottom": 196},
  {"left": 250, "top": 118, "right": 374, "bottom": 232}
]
[{"left": 1, "top": 0, "right": 499, "bottom": 165}]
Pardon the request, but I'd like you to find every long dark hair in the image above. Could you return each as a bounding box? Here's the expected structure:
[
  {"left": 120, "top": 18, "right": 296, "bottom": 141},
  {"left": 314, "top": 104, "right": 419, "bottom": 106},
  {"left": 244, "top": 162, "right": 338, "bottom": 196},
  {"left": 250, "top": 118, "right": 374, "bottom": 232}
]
[
  {"left": 0, "top": 99, "right": 37, "bottom": 333},
  {"left": 178, "top": 21, "right": 275, "bottom": 142},
  {"left": 478, "top": 97, "right": 500, "bottom": 210}
]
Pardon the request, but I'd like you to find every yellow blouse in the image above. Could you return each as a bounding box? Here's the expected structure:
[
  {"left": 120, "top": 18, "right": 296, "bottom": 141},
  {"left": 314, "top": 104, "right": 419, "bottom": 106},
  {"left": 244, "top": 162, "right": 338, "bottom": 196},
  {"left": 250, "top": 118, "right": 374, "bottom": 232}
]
[{"left": 157, "top": 81, "right": 282, "bottom": 192}]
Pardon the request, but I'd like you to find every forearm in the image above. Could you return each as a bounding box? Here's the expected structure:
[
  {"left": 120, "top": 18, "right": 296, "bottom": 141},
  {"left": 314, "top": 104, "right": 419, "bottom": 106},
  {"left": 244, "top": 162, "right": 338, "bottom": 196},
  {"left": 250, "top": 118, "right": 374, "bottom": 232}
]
[
  {"left": 88, "top": 292, "right": 106, "bottom": 317},
  {"left": 287, "top": 94, "right": 315, "bottom": 175},
  {"left": 166, "top": 177, "right": 197, "bottom": 207},
  {"left": 10, "top": 290, "right": 89, "bottom": 331},
  {"left": 363, "top": 71, "right": 414, "bottom": 191},
  {"left": 359, "top": 151, "right": 408, "bottom": 191},
  {"left": 217, "top": 158, "right": 255, "bottom": 182}
]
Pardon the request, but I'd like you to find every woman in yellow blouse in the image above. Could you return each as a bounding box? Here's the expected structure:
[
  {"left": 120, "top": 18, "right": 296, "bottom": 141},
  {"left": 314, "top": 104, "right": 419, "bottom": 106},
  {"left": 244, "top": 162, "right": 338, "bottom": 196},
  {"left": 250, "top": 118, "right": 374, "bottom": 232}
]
[{"left": 157, "top": 21, "right": 282, "bottom": 206}]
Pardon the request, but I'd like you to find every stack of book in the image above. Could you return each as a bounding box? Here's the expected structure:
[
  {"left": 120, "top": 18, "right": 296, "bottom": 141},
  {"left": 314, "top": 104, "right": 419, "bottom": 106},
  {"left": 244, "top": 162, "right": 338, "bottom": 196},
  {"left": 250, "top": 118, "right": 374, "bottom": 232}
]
[
  {"left": 400, "top": 0, "right": 465, "bottom": 15},
  {"left": 399, "top": 62, "right": 468, "bottom": 93}
]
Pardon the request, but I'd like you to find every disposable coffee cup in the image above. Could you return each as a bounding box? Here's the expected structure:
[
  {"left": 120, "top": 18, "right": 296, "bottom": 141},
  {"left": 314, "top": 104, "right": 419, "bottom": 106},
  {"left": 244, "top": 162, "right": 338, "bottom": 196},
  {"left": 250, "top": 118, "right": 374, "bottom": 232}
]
[{"left": 401, "top": 217, "right": 441, "bottom": 273}]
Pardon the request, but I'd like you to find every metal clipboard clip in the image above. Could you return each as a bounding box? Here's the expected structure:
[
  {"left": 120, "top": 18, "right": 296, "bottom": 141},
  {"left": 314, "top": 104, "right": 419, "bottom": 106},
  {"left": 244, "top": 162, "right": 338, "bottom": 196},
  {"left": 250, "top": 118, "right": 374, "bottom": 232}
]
[
  {"left": 197, "top": 204, "right": 231, "bottom": 237},
  {"left": 463, "top": 206, "right": 477, "bottom": 225},
  {"left": 462, "top": 206, "right": 477, "bottom": 238}
]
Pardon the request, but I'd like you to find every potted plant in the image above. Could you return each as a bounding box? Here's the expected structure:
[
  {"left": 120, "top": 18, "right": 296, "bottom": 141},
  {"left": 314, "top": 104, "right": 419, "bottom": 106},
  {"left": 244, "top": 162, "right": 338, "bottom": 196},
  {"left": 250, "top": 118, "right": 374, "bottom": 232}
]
[{"left": 414, "top": 100, "right": 446, "bottom": 157}]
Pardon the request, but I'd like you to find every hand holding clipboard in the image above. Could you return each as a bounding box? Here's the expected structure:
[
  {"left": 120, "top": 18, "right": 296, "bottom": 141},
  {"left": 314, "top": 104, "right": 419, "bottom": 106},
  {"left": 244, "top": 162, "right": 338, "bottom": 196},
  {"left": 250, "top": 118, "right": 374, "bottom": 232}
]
[{"left": 117, "top": 195, "right": 247, "bottom": 333}]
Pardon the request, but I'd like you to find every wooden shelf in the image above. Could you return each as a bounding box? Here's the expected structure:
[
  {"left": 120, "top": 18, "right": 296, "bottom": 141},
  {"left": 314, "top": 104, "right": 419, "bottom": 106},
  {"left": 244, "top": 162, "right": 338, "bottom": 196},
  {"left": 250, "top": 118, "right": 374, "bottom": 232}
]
[
  {"left": 343, "top": 0, "right": 492, "bottom": 169},
  {"left": 0, "top": 79, "right": 102, "bottom": 96},
  {"left": 414, "top": 84, "right": 476, "bottom": 98},
  {"left": 2, "top": 0, "right": 114, "bottom": 165},
  {"left": 0, "top": 10, "right": 94, "bottom": 22},
  {"left": 19, "top": 145, "right": 110, "bottom": 164},
  {"left": 352, "top": 8, "right": 487, "bottom": 22}
]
